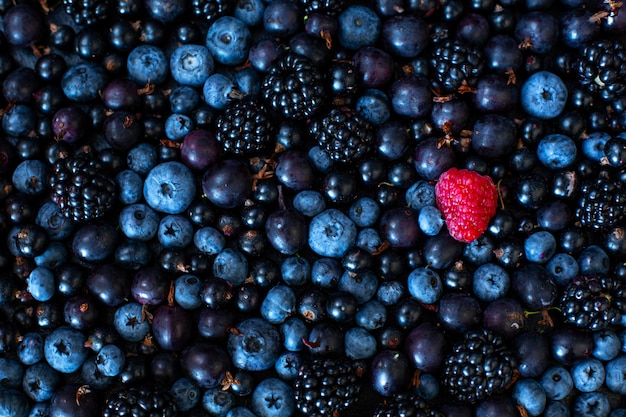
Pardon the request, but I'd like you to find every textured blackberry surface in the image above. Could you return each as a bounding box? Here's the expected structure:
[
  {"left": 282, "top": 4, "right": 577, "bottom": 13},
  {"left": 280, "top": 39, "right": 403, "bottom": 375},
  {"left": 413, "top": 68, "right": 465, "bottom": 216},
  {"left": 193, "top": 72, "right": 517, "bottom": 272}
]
[
  {"left": 102, "top": 386, "right": 178, "bottom": 417},
  {"left": 442, "top": 329, "right": 517, "bottom": 404},
  {"left": 576, "top": 177, "right": 626, "bottom": 229},
  {"left": 215, "top": 99, "right": 274, "bottom": 156},
  {"left": 190, "top": 0, "right": 236, "bottom": 23},
  {"left": 310, "top": 108, "right": 375, "bottom": 164},
  {"left": 560, "top": 274, "right": 626, "bottom": 331},
  {"left": 298, "top": 0, "right": 345, "bottom": 16},
  {"left": 576, "top": 39, "right": 626, "bottom": 103},
  {"left": 262, "top": 53, "right": 326, "bottom": 120},
  {"left": 49, "top": 150, "right": 117, "bottom": 223},
  {"left": 429, "top": 39, "right": 485, "bottom": 93},
  {"left": 293, "top": 358, "right": 365, "bottom": 417},
  {"left": 63, "top": 0, "right": 109, "bottom": 26},
  {"left": 373, "top": 392, "right": 443, "bottom": 417}
]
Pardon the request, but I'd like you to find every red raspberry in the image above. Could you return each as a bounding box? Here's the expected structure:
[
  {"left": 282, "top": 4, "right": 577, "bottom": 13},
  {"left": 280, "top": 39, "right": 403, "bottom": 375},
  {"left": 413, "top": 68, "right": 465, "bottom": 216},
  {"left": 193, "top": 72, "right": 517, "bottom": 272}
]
[{"left": 435, "top": 168, "right": 498, "bottom": 243}]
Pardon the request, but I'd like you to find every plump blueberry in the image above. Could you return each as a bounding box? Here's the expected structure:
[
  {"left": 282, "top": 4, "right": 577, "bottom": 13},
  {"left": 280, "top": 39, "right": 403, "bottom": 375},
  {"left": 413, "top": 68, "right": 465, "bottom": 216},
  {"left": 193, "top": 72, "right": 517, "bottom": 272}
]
[
  {"left": 338, "top": 5, "right": 381, "bottom": 50},
  {"left": 573, "top": 392, "right": 610, "bottom": 417},
  {"left": 206, "top": 16, "right": 251, "bottom": 66},
  {"left": 193, "top": 226, "right": 226, "bottom": 255},
  {"left": 524, "top": 231, "right": 557, "bottom": 263},
  {"left": 113, "top": 302, "right": 150, "bottom": 342},
  {"left": 472, "top": 262, "right": 510, "bottom": 302},
  {"left": 43, "top": 326, "right": 88, "bottom": 374},
  {"left": 95, "top": 344, "right": 125, "bottom": 377},
  {"left": 571, "top": 358, "right": 606, "bottom": 393},
  {"left": 280, "top": 317, "right": 307, "bottom": 352},
  {"left": 61, "top": 63, "right": 108, "bottom": 102},
  {"left": 213, "top": 248, "right": 248, "bottom": 286},
  {"left": 228, "top": 318, "right": 281, "bottom": 371},
  {"left": 512, "top": 379, "right": 547, "bottom": 417},
  {"left": 308, "top": 209, "right": 357, "bottom": 258},
  {"left": 17, "top": 332, "right": 44, "bottom": 365},
  {"left": 119, "top": 203, "right": 160, "bottom": 241},
  {"left": 274, "top": 351, "right": 302, "bottom": 381},
  {"left": 338, "top": 270, "right": 378, "bottom": 304},
  {"left": 143, "top": 161, "right": 196, "bottom": 214},
  {"left": 418, "top": 205, "right": 445, "bottom": 236},
  {"left": 356, "top": 88, "right": 391, "bottom": 125},
  {"left": 407, "top": 267, "right": 443, "bottom": 304},
  {"left": 311, "top": 257, "right": 342, "bottom": 289},
  {"left": 537, "top": 134, "right": 578, "bottom": 169},
  {"left": 540, "top": 366, "right": 574, "bottom": 400},
  {"left": 12, "top": 160, "right": 48, "bottom": 196},
  {"left": 578, "top": 245, "right": 610, "bottom": 275},
  {"left": 281, "top": 256, "right": 310, "bottom": 286},
  {"left": 127, "top": 45, "right": 169, "bottom": 85},
  {"left": 261, "top": 285, "right": 296, "bottom": 324},
  {"left": 593, "top": 330, "right": 621, "bottom": 361},
  {"left": 521, "top": 71, "right": 568, "bottom": 120},
  {"left": 203, "top": 387, "right": 236, "bottom": 416},
  {"left": 405, "top": 180, "right": 436, "bottom": 210},
  {"left": 345, "top": 327, "right": 377, "bottom": 360},
  {"left": 543, "top": 401, "right": 571, "bottom": 417},
  {"left": 545, "top": 253, "right": 579, "bottom": 286},
  {"left": 170, "top": 377, "right": 201, "bottom": 412},
  {"left": 0, "top": 389, "right": 29, "bottom": 417},
  {"left": 606, "top": 356, "right": 626, "bottom": 395},
  {"left": 251, "top": 378, "right": 295, "bottom": 417},
  {"left": 0, "top": 358, "right": 23, "bottom": 390},
  {"left": 170, "top": 44, "right": 214, "bottom": 87}
]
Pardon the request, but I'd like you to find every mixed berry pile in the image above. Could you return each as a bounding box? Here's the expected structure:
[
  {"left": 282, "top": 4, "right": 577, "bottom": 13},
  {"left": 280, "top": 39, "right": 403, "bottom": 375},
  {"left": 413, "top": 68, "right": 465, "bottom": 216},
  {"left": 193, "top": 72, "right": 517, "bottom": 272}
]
[{"left": 0, "top": 0, "right": 626, "bottom": 416}]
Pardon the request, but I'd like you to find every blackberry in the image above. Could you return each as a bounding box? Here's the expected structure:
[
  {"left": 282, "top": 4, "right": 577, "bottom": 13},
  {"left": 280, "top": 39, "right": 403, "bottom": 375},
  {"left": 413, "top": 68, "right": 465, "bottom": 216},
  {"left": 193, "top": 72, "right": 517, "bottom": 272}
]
[
  {"left": 373, "top": 392, "right": 442, "bottom": 417},
  {"left": 63, "top": 0, "right": 109, "bottom": 26},
  {"left": 442, "top": 329, "right": 517, "bottom": 404},
  {"left": 293, "top": 357, "right": 365, "bottom": 417},
  {"left": 262, "top": 53, "right": 326, "bottom": 120},
  {"left": 576, "top": 39, "right": 626, "bottom": 103},
  {"left": 576, "top": 176, "right": 626, "bottom": 229},
  {"left": 560, "top": 274, "right": 626, "bottom": 331},
  {"left": 298, "top": 0, "right": 345, "bottom": 16},
  {"left": 102, "top": 386, "right": 178, "bottom": 417},
  {"left": 310, "top": 108, "right": 375, "bottom": 164},
  {"left": 190, "top": 0, "right": 236, "bottom": 23},
  {"left": 49, "top": 149, "right": 117, "bottom": 223},
  {"left": 215, "top": 98, "right": 274, "bottom": 156},
  {"left": 429, "top": 39, "right": 485, "bottom": 94}
]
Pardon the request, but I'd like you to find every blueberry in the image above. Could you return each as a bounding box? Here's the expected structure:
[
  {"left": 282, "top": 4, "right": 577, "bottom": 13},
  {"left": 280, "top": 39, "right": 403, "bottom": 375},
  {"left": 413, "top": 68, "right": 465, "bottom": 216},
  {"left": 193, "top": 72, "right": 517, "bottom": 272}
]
[
  {"left": 261, "top": 285, "right": 296, "bottom": 324},
  {"left": 251, "top": 378, "right": 295, "bottom": 417},
  {"left": 193, "top": 226, "right": 226, "bottom": 255},
  {"left": 344, "top": 327, "right": 377, "bottom": 360},
  {"left": 418, "top": 205, "right": 445, "bottom": 236},
  {"left": 202, "top": 387, "right": 236, "bottom": 416},
  {"left": 0, "top": 358, "right": 23, "bottom": 390},
  {"left": 143, "top": 161, "right": 196, "bottom": 214},
  {"left": 521, "top": 71, "right": 568, "bottom": 120},
  {"left": 17, "top": 332, "right": 44, "bottom": 365},
  {"left": 113, "top": 302, "right": 150, "bottom": 342},
  {"left": 593, "top": 330, "right": 621, "bottom": 361},
  {"left": 170, "top": 377, "right": 201, "bottom": 412},
  {"left": 274, "top": 351, "right": 302, "bottom": 380},
  {"left": 308, "top": 209, "right": 357, "bottom": 258},
  {"left": 26, "top": 267, "right": 55, "bottom": 302},
  {"left": 524, "top": 230, "right": 557, "bottom": 263},
  {"left": 174, "top": 274, "right": 203, "bottom": 310},
  {"left": 170, "top": 44, "right": 214, "bottom": 87},
  {"left": 472, "top": 263, "right": 510, "bottom": 302},
  {"left": 228, "top": 318, "right": 281, "bottom": 371},
  {"left": 540, "top": 366, "right": 574, "bottom": 400},
  {"left": 356, "top": 88, "right": 391, "bottom": 125},
  {"left": 119, "top": 203, "right": 160, "bottom": 241},
  {"left": 281, "top": 256, "right": 310, "bottom": 286},
  {"left": 338, "top": 269, "right": 378, "bottom": 304},
  {"left": 537, "top": 134, "right": 578, "bottom": 169},
  {"left": 571, "top": 358, "right": 606, "bottom": 393},
  {"left": 158, "top": 214, "right": 194, "bottom": 248},
  {"left": 21, "top": 362, "right": 59, "bottom": 402},
  {"left": 12, "top": 160, "right": 48, "bottom": 196},
  {"left": 127, "top": 45, "right": 169, "bottom": 85},
  {"left": 144, "top": 0, "right": 186, "bottom": 22},
  {"left": 573, "top": 392, "right": 610, "bottom": 417},
  {"left": 338, "top": 5, "right": 381, "bottom": 50},
  {"left": 95, "top": 344, "right": 126, "bottom": 377},
  {"left": 280, "top": 317, "right": 307, "bottom": 352},
  {"left": 0, "top": 389, "right": 29, "bottom": 417},
  {"left": 545, "top": 253, "right": 579, "bottom": 286},
  {"left": 35, "top": 201, "right": 74, "bottom": 241},
  {"left": 213, "top": 248, "right": 248, "bottom": 286},
  {"left": 43, "top": 326, "right": 88, "bottom": 374},
  {"left": 61, "top": 62, "right": 108, "bottom": 103},
  {"left": 206, "top": 16, "right": 251, "bottom": 66},
  {"left": 407, "top": 267, "right": 443, "bottom": 304},
  {"left": 606, "top": 355, "right": 626, "bottom": 395},
  {"left": 512, "top": 379, "right": 547, "bottom": 417}
]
